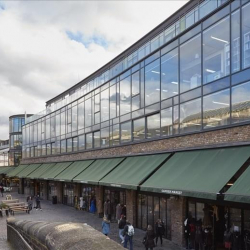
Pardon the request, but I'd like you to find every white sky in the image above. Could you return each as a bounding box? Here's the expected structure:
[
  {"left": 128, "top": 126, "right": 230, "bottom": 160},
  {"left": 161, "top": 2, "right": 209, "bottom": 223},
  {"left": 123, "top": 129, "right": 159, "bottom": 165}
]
[{"left": 0, "top": 0, "right": 188, "bottom": 140}]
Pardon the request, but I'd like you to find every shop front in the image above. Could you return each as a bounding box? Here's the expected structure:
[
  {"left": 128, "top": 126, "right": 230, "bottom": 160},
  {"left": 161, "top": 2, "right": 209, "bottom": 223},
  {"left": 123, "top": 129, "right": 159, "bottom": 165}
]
[
  {"left": 24, "top": 179, "right": 35, "bottom": 196},
  {"left": 48, "top": 181, "right": 57, "bottom": 201},
  {"left": 81, "top": 184, "right": 97, "bottom": 212},
  {"left": 63, "top": 183, "right": 75, "bottom": 206},
  {"left": 37, "top": 181, "right": 47, "bottom": 200}
]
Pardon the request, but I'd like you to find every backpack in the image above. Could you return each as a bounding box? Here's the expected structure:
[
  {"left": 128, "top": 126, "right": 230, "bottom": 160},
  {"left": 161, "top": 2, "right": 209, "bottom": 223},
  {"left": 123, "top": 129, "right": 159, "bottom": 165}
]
[{"left": 127, "top": 225, "right": 134, "bottom": 236}]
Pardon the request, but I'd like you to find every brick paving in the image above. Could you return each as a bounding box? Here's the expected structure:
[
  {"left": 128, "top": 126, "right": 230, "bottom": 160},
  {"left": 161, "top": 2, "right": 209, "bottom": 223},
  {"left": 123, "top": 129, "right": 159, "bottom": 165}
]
[{"left": 0, "top": 192, "right": 184, "bottom": 250}]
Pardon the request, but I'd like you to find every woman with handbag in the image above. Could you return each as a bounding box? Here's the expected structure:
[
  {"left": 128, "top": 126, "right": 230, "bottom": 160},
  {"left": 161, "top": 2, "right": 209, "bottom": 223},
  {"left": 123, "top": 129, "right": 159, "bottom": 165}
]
[{"left": 143, "top": 225, "right": 156, "bottom": 250}]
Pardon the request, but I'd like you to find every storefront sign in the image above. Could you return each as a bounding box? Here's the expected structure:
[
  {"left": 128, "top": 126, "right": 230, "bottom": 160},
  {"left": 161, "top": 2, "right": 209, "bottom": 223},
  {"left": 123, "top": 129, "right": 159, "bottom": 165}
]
[
  {"left": 161, "top": 189, "right": 182, "bottom": 195},
  {"left": 80, "top": 181, "right": 88, "bottom": 183},
  {"left": 110, "top": 184, "right": 121, "bottom": 187},
  {"left": 60, "top": 180, "right": 65, "bottom": 182}
]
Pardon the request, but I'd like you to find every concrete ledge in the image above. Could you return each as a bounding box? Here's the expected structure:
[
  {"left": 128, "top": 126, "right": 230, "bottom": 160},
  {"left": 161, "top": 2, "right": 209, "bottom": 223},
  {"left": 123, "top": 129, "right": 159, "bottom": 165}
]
[{"left": 7, "top": 218, "right": 124, "bottom": 250}]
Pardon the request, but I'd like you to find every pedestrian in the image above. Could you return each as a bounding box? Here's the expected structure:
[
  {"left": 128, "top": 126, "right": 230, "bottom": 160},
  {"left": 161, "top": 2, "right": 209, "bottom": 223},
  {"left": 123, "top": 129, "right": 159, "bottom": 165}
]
[
  {"left": 121, "top": 204, "right": 126, "bottom": 217},
  {"left": 27, "top": 196, "right": 33, "bottom": 211},
  {"left": 123, "top": 220, "right": 134, "bottom": 250},
  {"left": 0, "top": 183, "right": 4, "bottom": 197},
  {"left": 79, "top": 197, "right": 83, "bottom": 210},
  {"left": 118, "top": 215, "right": 126, "bottom": 244},
  {"left": 143, "top": 225, "right": 156, "bottom": 250},
  {"left": 155, "top": 219, "right": 165, "bottom": 246},
  {"left": 116, "top": 203, "right": 122, "bottom": 221},
  {"left": 104, "top": 199, "right": 111, "bottom": 220},
  {"left": 102, "top": 216, "right": 110, "bottom": 236},
  {"left": 36, "top": 195, "right": 42, "bottom": 211},
  {"left": 90, "top": 197, "right": 96, "bottom": 213}
]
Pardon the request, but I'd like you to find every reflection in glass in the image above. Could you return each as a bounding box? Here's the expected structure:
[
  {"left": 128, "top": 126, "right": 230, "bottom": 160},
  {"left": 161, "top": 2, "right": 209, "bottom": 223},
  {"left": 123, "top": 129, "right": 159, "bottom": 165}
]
[
  {"left": 78, "top": 135, "right": 85, "bottom": 151},
  {"left": 120, "top": 76, "right": 131, "bottom": 116},
  {"left": 110, "top": 85, "right": 116, "bottom": 119},
  {"left": 46, "top": 118, "right": 50, "bottom": 140},
  {"left": 78, "top": 102, "right": 84, "bottom": 130},
  {"left": 132, "top": 71, "right": 140, "bottom": 96},
  {"left": 61, "top": 111, "right": 66, "bottom": 135},
  {"left": 112, "top": 124, "right": 120, "bottom": 146},
  {"left": 73, "top": 137, "right": 78, "bottom": 151},
  {"left": 86, "top": 133, "right": 93, "bottom": 149},
  {"left": 133, "top": 118, "right": 145, "bottom": 141},
  {"left": 161, "top": 107, "right": 173, "bottom": 136},
  {"left": 61, "top": 140, "right": 66, "bottom": 153},
  {"left": 232, "top": 81, "right": 250, "bottom": 123},
  {"left": 67, "top": 107, "right": 72, "bottom": 133},
  {"left": 180, "top": 98, "right": 201, "bottom": 133},
  {"left": 101, "top": 127, "right": 109, "bottom": 147},
  {"left": 95, "top": 112, "right": 100, "bottom": 124},
  {"left": 180, "top": 35, "right": 201, "bottom": 93},
  {"left": 145, "top": 59, "right": 160, "bottom": 106},
  {"left": 51, "top": 116, "right": 55, "bottom": 138},
  {"left": 161, "top": 48, "right": 178, "bottom": 99},
  {"left": 231, "top": 10, "right": 240, "bottom": 73},
  {"left": 132, "top": 95, "right": 140, "bottom": 111},
  {"left": 46, "top": 144, "right": 51, "bottom": 155},
  {"left": 203, "top": 89, "right": 230, "bottom": 129},
  {"left": 67, "top": 138, "right": 72, "bottom": 153},
  {"left": 147, "top": 113, "right": 160, "bottom": 139},
  {"left": 85, "top": 98, "right": 92, "bottom": 127},
  {"left": 94, "top": 131, "right": 100, "bottom": 148},
  {"left": 203, "top": 17, "right": 230, "bottom": 84},
  {"left": 242, "top": 3, "right": 250, "bottom": 69},
  {"left": 72, "top": 105, "right": 77, "bottom": 132},
  {"left": 95, "top": 94, "right": 100, "bottom": 113},
  {"left": 121, "top": 121, "right": 131, "bottom": 143},
  {"left": 101, "top": 88, "right": 109, "bottom": 122}
]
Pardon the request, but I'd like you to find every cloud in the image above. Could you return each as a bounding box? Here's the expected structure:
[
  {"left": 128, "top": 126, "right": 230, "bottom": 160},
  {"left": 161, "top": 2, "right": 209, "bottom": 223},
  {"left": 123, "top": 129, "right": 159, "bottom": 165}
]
[{"left": 0, "top": 1, "right": 188, "bottom": 139}]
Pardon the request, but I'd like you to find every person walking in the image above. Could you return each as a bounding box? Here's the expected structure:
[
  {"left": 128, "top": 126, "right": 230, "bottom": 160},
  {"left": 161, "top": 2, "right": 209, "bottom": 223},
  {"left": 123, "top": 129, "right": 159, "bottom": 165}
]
[
  {"left": 90, "top": 197, "right": 96, "bottom": 213},
  {"left": 36, "top": 195, "right": 42, "bottom": 211},
  {"left": 116, "top": 203, "right": 122, "bottom": 222},
  {"left": 118, "top": 215, "right": 126, "bottom": 244},
  {"left": 104, "top": 199, "right": 111, "bottom": 220},
  {"left": 123, "top": 220, "right": 134, "bottom": 250},
  {"left": 155, "top": 219, "right": 165, "bottom": 246},
  {"left": 102, "top": 216, "right": 110, "bottom": 236},
  {"left": 27, "top": 196, "right": 33, "bottom": 212},
  {"left": 0, "top": 183, "right": 4, "bottom": 197},
  {"left": 143, "top": 225, "right": 156, "bottom": 250}
]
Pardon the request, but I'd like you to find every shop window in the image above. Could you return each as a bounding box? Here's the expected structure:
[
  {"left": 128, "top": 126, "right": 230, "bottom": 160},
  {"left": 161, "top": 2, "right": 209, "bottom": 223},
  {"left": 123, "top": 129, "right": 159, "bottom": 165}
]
[{"left": 244, "top": 210, "right": 250, "bottom": 231}]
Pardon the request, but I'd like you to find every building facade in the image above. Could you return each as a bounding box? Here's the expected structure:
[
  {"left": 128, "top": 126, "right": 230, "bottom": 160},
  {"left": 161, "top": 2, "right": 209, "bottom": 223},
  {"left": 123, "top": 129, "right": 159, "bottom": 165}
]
[
  {"left": 0, "top": 140, "right": 9, "bottom": 167},
  {"left": 15, "top": 0, "right": 250, "bottom": 248}
]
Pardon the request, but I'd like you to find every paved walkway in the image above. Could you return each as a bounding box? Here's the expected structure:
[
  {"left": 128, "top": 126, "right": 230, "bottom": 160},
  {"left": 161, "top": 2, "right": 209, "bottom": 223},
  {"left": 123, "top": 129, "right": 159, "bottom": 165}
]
[{"left": 0, "top": 192, "right": 183, "bottom": 250}]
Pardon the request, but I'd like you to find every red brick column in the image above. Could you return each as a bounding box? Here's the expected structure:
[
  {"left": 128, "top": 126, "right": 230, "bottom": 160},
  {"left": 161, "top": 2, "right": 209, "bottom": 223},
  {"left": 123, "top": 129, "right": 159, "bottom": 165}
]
[
  {"left": 126, "top": 189, "right": 136, "bottom": 226},
  {"left": 96, "top": 185, "right": 104, "bottom": 217}
]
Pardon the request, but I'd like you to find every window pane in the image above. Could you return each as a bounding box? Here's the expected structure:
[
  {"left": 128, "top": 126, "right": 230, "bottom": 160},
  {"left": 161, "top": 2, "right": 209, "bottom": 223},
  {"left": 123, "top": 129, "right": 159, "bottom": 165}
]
[
  {"left": 86, "top": 133, "right": 93, "bottom": 149},
  {"left": 46, "top": 144, "right": 51, "bottom": 155},
  {"left": 161, "top": 48, "right": 178, "bottom": 99},
  {"left": 203, "top": 89, "right": 230, "bottom": 129},
  {"left": 161, "top": 107, "right": 173, "bottom": 136},
  {"left": 133, "top": 118, "right": 145, "bottom": 141},
  {"left": 51, "top": 116, "right": 56, "bottom": 138},
  {"left": 61, "top": 111, "right": 66, "bottom": 135},
  {"left": 110, "top": 85, "right": 116, "bottom": 119},
  {"left": 85, "top": 98, "right": 92, "bottom": 127},
  {"left": 78, "top": 135, "right": 85, "bottom": 151},
  {"left": 132, "top": 71, "right": 140, "bottom": 96},
  {"left": 61, "top": 140, "right": 66, "bottom": 153},
  {"left": 95, "top": 112, "right": 100, "bottom": 124},
  {"left": 95, "top": 94, "right": 100, "bottom": 113},
  {"left": 242, "top": 3, "right": 250, "bottom": 69},
  {"left": 180, "top": 98, "right": 201, "bottom": 133},
  {"left": 72, "top": 105, "right": 77, "bottom": 132},
  {"left": 101, "top": 88, "right": 109, "bottom": 122},
  {"left": 203, "top": 17, "right": 230, "bottom": 84},
  {"left": 67, "top": 138, "right": 72, "bottom": 153},
  {"left": 73, "top": 137, "right": 78, "bottom": 151},
  {"left": 145, "top": 59, "right": 160, "bottom": 106},
  {"left": 132, "top": 95, "right": 140, "bottom": 111},
  {"left": 147, "top": 113, "right": 160, "bottom": 139},
  {"left": 180, "top": 34, "right": 201, "bottom": 93},
  {"left": 67, "top": 107, "right": 72, "bottom": 133},
  {"left": 78, "top": 102, "right": 85, "bottom": 130},
  {"left": 46, "top": 118, "right": 50, "bottom": 140},
  {"left": 101, "top": 127, "right": 109, "bottom": 147},
  {"left": 200, "top": 0, "right": 217, "bottom": 19},
  {"left": 232, "top": 81, "right": 250, "bottom": 123},
  {"left": 94, "top": 131, "right": 100, "bottom": 148},
  {"left": 121, "top": 121, "right": 131, "bottom": 143},
  {"left": 112, "top": 124, "right": 120, "bottom": 146},
  {"left": 232, "top": 10, "right": 240, "bottom": 73},
  {"left": 120, "top": 76, "right": 131, "bottom": 116}
]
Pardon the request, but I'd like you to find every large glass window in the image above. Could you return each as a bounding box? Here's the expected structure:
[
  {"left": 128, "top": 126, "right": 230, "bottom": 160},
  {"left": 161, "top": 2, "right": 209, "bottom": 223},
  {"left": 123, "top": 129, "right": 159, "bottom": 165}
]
[
  {"left": 45, "top": 118, "right": 50, "bottom": 140},
  {"left": 180, "top": 98, "right": 201, "bottom": 133},
  {"left": 86, "top": 133, "right": 93, "bottom": 149},
  {"left": 51, "top": 116, "right": 55, "bottom": 138},
  {"left": 146, "top": 113, "right": 160, "bottom": 139},
  {"left": 61, "top": 111, "right": 66, "bottom": 135},
  {"left": 121, "top": 121, "right": 131, "bottom": 143},
  {"left": 78, "top": 135, "right": 85, "bottom": 151},
  {"left": 78, "top": 101, "right": 84, "bottom": 130},
  {"left": 56, "top": 114, "right": 60, "bottom": 137},
  {"left": 145, "top": 59, "right": 160, "bottom": 106},
  {"left": 133, "top": 118, "right": 145, "bottom": 141},
  {"left": 61, "top": 140, "right": 66, "bottom": 153},
  {"left": 110, "top": 84, "right": 116, "bottom": 119},
  {"left": 67, "top": 138, "right": 72, "bottom": 153},
  {"left": 120, "top": 76, "right": 131, "bottom": 116},
  {"left": 180, "top": 34, "right": 201, "bottom": 93},
  {"left": 203, "top": 89, "right": 230, "bottom": 129},
  {"left": 67, "top": 107, "right": 72, "bottom": 133},
  {"left": 231, "top": 10, "right": 240, "bottom": 73},
  {"left": 203, "top": 17, "right": 230, "bottom": 84},
  {"left": 85, "top": 98, "right": 92, "bottom": 127},
  {"left": 112, "top": 124, "right": 120, "bottom": 146},
  {"left": 232, "top": 81, "right": 250, "bottom": 123},
  {"left": 161, "top": 107, "right": 173, "bottom": 136},
  {"left": 94, "top": 131, "right": 100, "bottom": 148},
  {"left": 132, "top": 71, "right": 140, "bottom": 96},
  {"left": 161, "top": 48, "right": 178, "bottom": 99},
  {"left": 72, "top": 105, "right": 77, "bottom": 132},
  {"left": 101, "top": 127, "right": 109, "bottom": 147},
  {"left": 242, "top": 3, "right": 250, "bottom": 69},
  {"left": 101, "top": 88, "right": 109, "bottom": 122}
]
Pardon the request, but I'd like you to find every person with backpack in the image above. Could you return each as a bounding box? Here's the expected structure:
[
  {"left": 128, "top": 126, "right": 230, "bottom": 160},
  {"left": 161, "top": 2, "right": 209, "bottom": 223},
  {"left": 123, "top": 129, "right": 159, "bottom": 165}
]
[
  {"left": 118, "top": 215, "right": 126, "bottom": 243},
  {"left": 123, "top": 220, "right": 134, "bottom": 250},
  {"left": 143, "top": 225, "right": 156, "bottom": 250}
]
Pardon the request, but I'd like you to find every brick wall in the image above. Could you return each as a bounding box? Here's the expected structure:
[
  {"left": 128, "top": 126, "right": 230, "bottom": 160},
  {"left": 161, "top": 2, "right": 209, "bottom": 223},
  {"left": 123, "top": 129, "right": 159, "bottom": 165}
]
[
  {"left": 126, "top": 190, "right": 136, "bottom": 225},
  {"left": 22, "top": 124, "right": 250, "bottom": 164}
]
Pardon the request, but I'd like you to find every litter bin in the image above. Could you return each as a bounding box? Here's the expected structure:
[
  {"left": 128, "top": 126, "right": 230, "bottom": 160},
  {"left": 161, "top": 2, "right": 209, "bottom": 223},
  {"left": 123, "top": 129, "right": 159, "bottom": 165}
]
[{"left": 52, "top": 196, "right": 57, "bottom": 204}]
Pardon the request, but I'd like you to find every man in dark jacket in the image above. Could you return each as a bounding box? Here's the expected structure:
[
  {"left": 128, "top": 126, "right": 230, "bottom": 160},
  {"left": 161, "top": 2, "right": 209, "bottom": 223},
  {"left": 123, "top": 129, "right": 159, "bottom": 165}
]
[
  {"left": 123, "top": 220, "right": 134, "bottom": 250},
  {"left": 118, "top": 215, "right": 126, "bottom": 243},
  {"left": 36, "top": 195, "right": 42, "bottom": 211},
  {"left": 155, "top": 219, "right": 165, "bottom": 246}
]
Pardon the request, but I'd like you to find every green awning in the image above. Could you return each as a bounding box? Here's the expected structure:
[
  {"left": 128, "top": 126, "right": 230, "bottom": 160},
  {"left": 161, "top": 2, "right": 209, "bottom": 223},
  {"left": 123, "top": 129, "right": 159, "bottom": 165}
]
[
  {"left": 73, "top": 158, "right": 124, "bottom": 185},
  {"left": 141, "top": 147, "right": 250, "bottom": 200},
  {"left": 54, "top": 160, "right": 94, "bottom": 182},
  {"left": 27, "top": 163, "right": 56, "bottom": 179},
  {"left": 224, "top": 166, "right": 250, "bottom": 204},
  {"left": 16, "top": 164, "right": 42, "bottom": 178},
  {"left": 7, "top": 165, "right": 30, "bottom": 177},
  {"left": 39, "top": 162, "right": 73, "bottom": 180},
  {"left": 99, "top": 154, "right": 170, "bottom": 190},
  {"left": 0, "top": 167, "right": 15, "bottom": 175}
]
